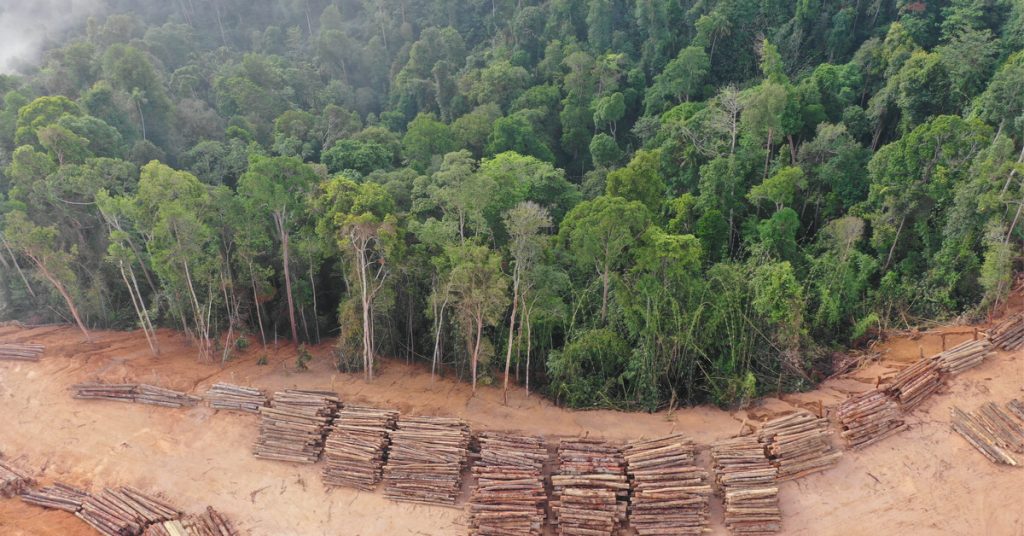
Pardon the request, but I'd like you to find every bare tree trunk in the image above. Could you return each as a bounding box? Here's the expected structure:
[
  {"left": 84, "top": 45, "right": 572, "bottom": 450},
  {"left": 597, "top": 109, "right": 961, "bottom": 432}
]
[
  {"left": 30, "top": 257, "right": 90, "bottom": 341},
  {"left": 274, "top": 211, "right": 301, "bottom": 350},
  {"left": 119, "top": 261, "right": 158, "bottom": 356},
  {"left": 309, "top": 263, "right": 320, "bottom": 344},
  {"left": 471, "top": 314, "right": 484, "bottom": 392},
  {"left": 1, "top": 235, "right": 35, "bottom": 297},
  {"left": 502, "top": 268, "right": 520, "bottom": 404},
  {"left": 525, "top": 307, "right": 532, "bottom": 395},
  {"left": 249, "top": 262, "right": 267, "bottom": 347},
  {"left": 431, "top": 290, "right": 449, "bottom": 381}
]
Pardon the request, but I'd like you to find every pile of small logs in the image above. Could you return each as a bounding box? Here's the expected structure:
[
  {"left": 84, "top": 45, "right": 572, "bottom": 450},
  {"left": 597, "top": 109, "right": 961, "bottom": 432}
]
[
  {"left": 624, "top": 434, "right": 711, "bottom": 536},
  {"left": 135, "top": 384, "right": 201, "bottom": 408},
  {"left": 711, "top": 436, "right": 781, "bottom": 535},
  {"left": 142, "top": 507, "right": 239, "bottom": 536},
  {"left": 383, "top": 416, "right": 471, "bottom": 506},
  {"left": 758, "top": 412, "right": 841, "bottom": 481},
  {"left": 253, "top": 389, "right": 341, "bottom": 464},
  {"left": 988, "top": 313, "right": 1024, "bottom": 351},
  {"left": 1008, "top": 399, "right": 1024, "bottom": 422},
  {"left": 205, "top": 383, "right": 268, "bottom": 413},
  {"left": 21, "top": 482, "right": 89, "bottom": 512},
  {"left": 72, "top": 383, "right": 138, "bottom": 402},
  {"left": 0, "top": 343, "right": 44, "bottom": 361},
  {"left": 951, "top": 406, "right": 1018, "bottom": 466},
  {"left": 0, "top": 458, "right": 33, "bottom": 497},
  {"left": 932, "top": 339, "right": 993, "bottom": 374},
  {"left": 77, "top": 487, "right": 181, "bottom": 536},
  {"left": 468, "top": 432, "right": 549, "bottom": 536},
  {"left": 976, "top": 402, "right": 1024, "bottom": 453},
  {"left": 550, "top": 438, "right": 628, "bottom": 535},
  {"left": 322, "top": 406, "right": 399, "bottom": 490},
  {"left": 886, "top": 358, "right": 943, "bottom": 410},
  {"left": 836, "top": 389, "right": 906, "bottom": 449}
]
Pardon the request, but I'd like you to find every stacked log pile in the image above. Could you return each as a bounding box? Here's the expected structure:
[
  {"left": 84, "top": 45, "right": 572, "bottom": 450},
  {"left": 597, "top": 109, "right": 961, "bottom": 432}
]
[
  {"left": 253, "top": 389, "right": 341, "bottom": 463},
  {"left": 623, "top": 434, "right": 711, "bottom": 536},
  {"left": 989, "top": 313, "right": 1024, "bottom": 351},
  {"left": 205, "top": 383, "right": 268, "bottom": 413},
  {"left": 322, "top": 406, "right": 399, "bottom": 490},
  {"left": 711, "top": 436, "right": 781, "bottom": 535},
  {"left": 383, "top": 416, "right": 470, "bottom": 505},
  {"left": 836, "top": 389, "right": 906, "bottom": 449},
  {"left": 932, "top": 339, "right": 993, "bottom": 375},
  {"left": 21, "top": 482, "right": 90, "bottom": 512},
  {"left": 550, "top": 439, "right": 628, "bottom": 535},
  {"left": 77, "top": 487, "right": 181, "bottom": 536},
  {"left": 0, "top": 458, "right": 33, "bottom": 497},
  {"left": 1008, "top": 399, "right": 1024, "bottom": 422},
  {"left": 0, "top": 343, "right": 44, "bottom": 361},
  {"left": 951, "top": 406, "right": 1018, "bottom": 466},
  {"left": 758, "top": 412, "right": 841, "bottom": 481},
  {"left": 72, "top": 383, "right": 138, "bottom": 402},
  {"left": 142, "top": 507, "right": 239, "bottom": 536},
  {"left": 976, "top": 402, "right": 1024, "bottom": 453},
  {"left": 885, "top": 358, "right": 943, "bottom": 410},
  {"left": 468, "top": 432, "right": 548, "bottom": 536},
  {"left": 135, "top": 385, "right": 201, "bottom": 408}
]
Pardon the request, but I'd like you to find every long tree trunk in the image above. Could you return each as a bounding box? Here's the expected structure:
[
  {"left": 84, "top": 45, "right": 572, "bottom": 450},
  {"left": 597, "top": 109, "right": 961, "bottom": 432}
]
[
  {"left": 274, "top": 211, "right": 300, "bottom": 350},
  {"left": 502, "top": 267, "right": 520, "bottom": 404},
  {"left": 119, "top": 261, "right": 158, "bottom": 356},
  {"left": 1, "top": 235, "right": 35, "bottom": 297},
  {"left": 431, "top": 288, "right": 449, "bottom": 381},
  {"left": 525, "top": 312, "right": 532, "bottom": 395},
  {"left": 249, "top": 261, "right": 267, "bottom": 347},
  {"left": 29, "top": 256, "right": 90, "bottom": 341},
  {"left": 471, "top": 313, "right": 484, "bottom": 392}
]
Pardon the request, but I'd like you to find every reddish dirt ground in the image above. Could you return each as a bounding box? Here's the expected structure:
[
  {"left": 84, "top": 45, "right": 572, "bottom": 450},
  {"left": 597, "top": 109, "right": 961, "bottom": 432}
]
[{"left": 0, "top": 312, "right": 1022, "bottom": 535}]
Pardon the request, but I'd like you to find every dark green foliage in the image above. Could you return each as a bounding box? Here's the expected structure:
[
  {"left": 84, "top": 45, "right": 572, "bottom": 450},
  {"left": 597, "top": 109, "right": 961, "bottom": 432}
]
[{"left": 0, "top": 0, "right": 1022, "bottom": 411}]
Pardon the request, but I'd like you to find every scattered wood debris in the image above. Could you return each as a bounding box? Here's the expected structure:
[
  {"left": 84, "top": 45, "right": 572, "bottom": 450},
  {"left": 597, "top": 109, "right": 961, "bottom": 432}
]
[
  {"left": 0, "top": 458, "right": 33, "bottom": 498},
  {"left": 932, "top": 339, "right": 993, "bottom": 374},
  {"left": 1008, "top": 399, "right": 1024, "bottom": 422},
  {"left": 624, "top": 434, "right": 711, "bottom": 536},
  {"left": 468, "top": 432, "right": 548, "bottom": 536},
  {"left": 322, "top": 406, "right": 399, "bottom": 490},
  {"left": 758, "top": 412, "right": 841, "bottom": 481},
  {"left": 134, "top": 385, "right": 201, "bottom": 408},
  {"left": 383, "top": 416, "right": 471, "bottom": 506},
  {"left": 885, "top": 358, "right": 943, "bottom": 410},
  {"left": 21, "top": 482, "right": 89, "bottom": 512},
  {"left": 77, "top": 487, "right": 181, "bottom": 536},
  {"left": 205, "top": 383, "right": 268, "bottom": 413},
  {"left": 550, "top": 438, "right": 628, "bottom": 535},
  {"left": 0, "top": 343, "right": 44, "bottom": 361},
  {"left": 837, "top": 389, "right": 906, "bottom": 449},
  {"left": 72, "top": 383, "right": 138, "bottom": 402},
  {"left": 951, "top": 406, "right": 1018, "bottom": 466},
  {"left": 988, "top": 313, "right": 1024, "bottom": 351},
  {"left": 253, "top": 389, "right": 341, "bottom": 464},
  {"left": 711, "top": 436, "right": 781, "bottom": 536}
]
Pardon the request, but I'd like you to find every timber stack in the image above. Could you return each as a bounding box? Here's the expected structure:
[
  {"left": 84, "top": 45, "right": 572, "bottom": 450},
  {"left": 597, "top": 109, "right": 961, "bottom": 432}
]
[
  {"left": 623, "top": 434, "right": 711, "bottom": 536},
  {"left": 135, "top": 384, "right": 201, "bottom": 408},
  {"left": 1008, "top": 399, "right": 1024, "bottom": 422},
  {"left": 383, "top": 416, "right": 471, "bottom": 505},
  {"left": 0, "top": 458, "right": 33, "bottom": 497},
  {"left": 836, "top": 389, "right": 906, "bottom": 449},
  {"left": 951, "top": 405, "right": 1018, "bottom": 466},
  {"left": 758, "top": 412, "right": 841, "bottom": 481},
  {"left": 0, "top": 343, "right": 44, "bottom": 361},
  {"left": 976, "top": 402, "right": 1024, "bottom": 453},
  {"left": 468, "top": 432, "right": 548, "bottom": 536},
  {"left": 989, "top": 313, "right": 1024, "bottom": 350},
  {"left": 253, "top": 389, "right": 341, "bottom": 463},
  {"left": 77, "top": 487, "right": 181, "bottom": 536},
  {"left": 142, "top": 507, "right": 239, "bottom": 536},
  {"left": 322, "top": 406, "right": 399, "bottom": 490},
  {"left": 885, "top": 358, "right": 943, "bottom": 410},
  {"left": 205, "top": 383, "right": 268, "bottom": 413},
  {"left": 550, "top": 438, "right": 628, "bottom": 536},
  {"left": 72, "top": 383, "right": 138, "bottom": 403},
  {"left": 711, "top": 436, "right": 781, "bottom": 535},
  {"left": 932, "top": 339, "right": 993, "bottom": 375},
  {"left": 21, "top": 482, "right": 90, "bottom": 512}
]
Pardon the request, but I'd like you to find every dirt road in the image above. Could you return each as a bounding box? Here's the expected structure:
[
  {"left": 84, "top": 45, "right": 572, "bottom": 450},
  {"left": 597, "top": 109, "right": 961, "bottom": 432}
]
[{"left": 0, "top": 323, "right": 1021, "bottom": 535}]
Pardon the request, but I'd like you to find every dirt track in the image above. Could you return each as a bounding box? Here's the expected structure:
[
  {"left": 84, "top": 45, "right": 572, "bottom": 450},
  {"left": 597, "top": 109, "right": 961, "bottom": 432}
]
[{"left": 0, "top": 321, "right": 1022, "bottom": 535}]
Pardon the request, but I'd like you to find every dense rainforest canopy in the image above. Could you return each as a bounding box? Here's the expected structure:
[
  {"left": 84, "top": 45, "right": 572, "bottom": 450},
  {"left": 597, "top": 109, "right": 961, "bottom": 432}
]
[{"left": 1, "top": 0, "right": 1023, "bottom": 410}]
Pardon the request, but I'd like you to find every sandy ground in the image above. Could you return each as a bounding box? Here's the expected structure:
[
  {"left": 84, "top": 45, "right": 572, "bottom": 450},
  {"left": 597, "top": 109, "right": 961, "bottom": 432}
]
[{"left": 0, "top": 319, "right": 1022, "bottom": 535}]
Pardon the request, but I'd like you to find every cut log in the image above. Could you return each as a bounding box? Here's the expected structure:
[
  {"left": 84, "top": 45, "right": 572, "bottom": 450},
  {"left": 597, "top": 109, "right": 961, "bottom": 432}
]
[
  {"left": 252, "top": 389, "right": 341, "bottom": 464},
  {"left": 383, "top": 416, "right": 470, "bottom": 506},
  {"left": 0, "top": 343, "right": 45, "bottom": 361},
  {"left": 711, "top": 436, "right": 781, "bottom": 536},
  {"left": 322, "top": 406, "right": 399, "bottom": 490},
  {"left": 205, "top": 383, "right": 268, "bottom": 413},
  {"left": 551, "top": 438, "right": 627, "bottom": 536},
  {"left": 469, "top": 432, "right": 548, "bottom": 535},
  {"left": 758, "top": 412, "right": 841, "bottom": 481},
  {"left": 988, "top": 314, "right": 1024, "bottom": 351},
  {"left": 836, "top": 389, "right": 906, "bottom": 449},
  {"left": 624, "top": 434, "right": 710, "bottom": 535}
]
